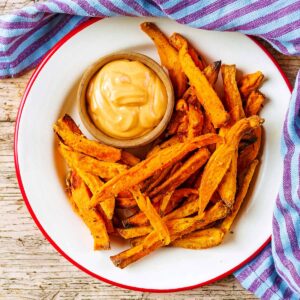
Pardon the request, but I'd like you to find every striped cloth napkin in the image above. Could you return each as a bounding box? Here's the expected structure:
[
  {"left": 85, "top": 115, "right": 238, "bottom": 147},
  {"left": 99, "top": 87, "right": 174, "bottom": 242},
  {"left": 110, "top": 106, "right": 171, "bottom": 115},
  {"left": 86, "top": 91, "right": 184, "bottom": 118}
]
[{"left": 1, "top": 1, "right": 299, "bottom": 298}]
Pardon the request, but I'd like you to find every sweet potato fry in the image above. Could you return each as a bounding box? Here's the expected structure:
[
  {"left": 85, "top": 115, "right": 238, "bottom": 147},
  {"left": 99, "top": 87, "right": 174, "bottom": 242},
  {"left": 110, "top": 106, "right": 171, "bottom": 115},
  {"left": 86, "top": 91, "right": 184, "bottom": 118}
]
[
  {"left": 163, "top": 196, "right": 198, "bottom": 221},
  {"left": 145, "top": 165, "right": 173, "bottom": 193},
  {"left": 120, "top": 151, "right": 141, "bottom": 166},
  {"left": 150, "top": 148, "right": 210, "bottom": 197},
  {"left": 110, "top": 201, "right": 229, "bottom": 268},
  {"left": 147, "top": 135, "right": 180, "bottom": 158},
  {"left": 128, "top": 200, "right": 228, "bottom": 243},
  {"left": 90, "top": 134, "right": 222, "bottom": 207},
  {"left": 116, "top": 197, "right": 137, "bottom": 209},
  {"left": 221, "top": 64, "right": 245, "bottom": 122},
  {"left": 171, "top": 227, "right": 224, "bottom": 249},
  {"left": 218, "top": 152, "right": 238, "bottom": 208},
  {"left": 245, "top": 90, "right": 265, "bottom": 117},
  {"left": 159, "top": 191, "right": 174, "bottom": 215},
  {"left": 53, "top": 115, "right": 121, "bottom": 162},
  {"left": 58, "top": 142, "right": 115, "bottom": 221},
  {"left": 69, "top": 171, "right": 109, "bottom": 250},
  {"left": 123, "top": 189, "right": 197, "bottom": 227},
  {"left": 203, "top": 61, "right": 221, "bottom": 86},
  {"left": 238, "top": 127, "right": 261, "bottom": 173},
  {"left": 220, "top": 160, "right": 259, "bottom": 233},
  {"left": 141, "top": 22, "right": 187, "bottom": 98},
  {"left": 179, "top": 43, "right": 229, "bottom": 128},
  {"left": 58, "top": 143, "right": 127, "bottom": 179},
  {"left": 131, "top": 188, "right": 170, "bottom": 245},
  {"left": 117, "top": 226, "right": 152, "bottom": 239},
  {"left": 169, "top": 32, "right": 207, "bottom": 70},
  {"left": 199, "top": 116, "right": 263, "bottom": 214},
  {"left": 239, "top": 71, "right": 264, "bottom": 98},
  {"left": 187, "top": 103, "right": 203, "bottom": 139}
]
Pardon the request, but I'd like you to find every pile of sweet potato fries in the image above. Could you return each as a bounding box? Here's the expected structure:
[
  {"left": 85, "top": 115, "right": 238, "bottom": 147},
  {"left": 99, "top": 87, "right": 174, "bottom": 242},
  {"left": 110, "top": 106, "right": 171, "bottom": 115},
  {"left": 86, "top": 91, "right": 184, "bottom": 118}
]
[{"left": 53, "top": 22, "right": 266, "bottom": 268}]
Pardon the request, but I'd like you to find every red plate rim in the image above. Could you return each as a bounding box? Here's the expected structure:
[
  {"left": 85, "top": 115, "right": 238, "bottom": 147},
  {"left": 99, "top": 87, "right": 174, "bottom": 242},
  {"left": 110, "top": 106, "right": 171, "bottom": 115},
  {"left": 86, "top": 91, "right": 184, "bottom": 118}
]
[{"left": 14, "top": 17, "right": 292, "bottom": 293}]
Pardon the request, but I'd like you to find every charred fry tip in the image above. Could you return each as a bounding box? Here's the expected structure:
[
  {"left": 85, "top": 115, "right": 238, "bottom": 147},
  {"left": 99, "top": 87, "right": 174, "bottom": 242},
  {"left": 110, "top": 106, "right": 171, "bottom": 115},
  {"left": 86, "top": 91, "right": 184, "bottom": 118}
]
[{"left": 213, "top": 60, "right": 222, "bottom": 70}]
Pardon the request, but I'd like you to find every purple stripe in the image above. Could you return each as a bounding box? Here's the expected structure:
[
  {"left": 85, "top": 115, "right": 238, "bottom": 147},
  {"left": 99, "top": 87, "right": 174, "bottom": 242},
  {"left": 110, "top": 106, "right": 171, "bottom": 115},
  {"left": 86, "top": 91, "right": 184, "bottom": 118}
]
[
  {"left": 177, "top": 0, "right": 235, "bottom": 24},
  {"left": 122, "top": 0, "right": 150, "bottom": 16},
  {"left": 277, "top": 199, "right": 300, "bottom": 261},
  {"left": 0, "top": 17, "right": 46, "bottom": 29},
  {"left": 73, "top": 0, "right": 102, "bottom": 16},
  {"left": 266, "top": 19, "right": 300, "bottom": 38},
  {"left": 248, "top": 264, "right": 275, "bottom": 293},
  {"left": 229, "top": 2, "right": 300, "bottom": 32},
  {"left": 0, "top": 15, "right": 54, "bottom": 56},
  {"left": 282, "top": 102, "right": 300, "bottom": 212},
  {"left": 292, "top": 76, "right": 300, "bottom": 137},
  {"left": 146, "top": 0, "right": 165, "bottom": 12},
  {"left": 202, "top": 0, "right": 277, "bottom": 30},
  {"left": 100, "top": 0, "right": 132, "bottom": 16},
  {"left": 0, "top": 15, "right": 73, "bottom": 69},
  {"left": 269, "top": 38, "right": 289, "bottom": 54},
  {"left": 248, "top": 277, "right": 262, "bottom": 293},
  {"left": 51, "top": 0, "right": 76, "bottom": 15},
  {"left": 260, "top": 264, "right": 275, "bottom": 282},
  {"left": 273, "top": 218, "right": 300, "bottom": 287},
  {"left": 261, "top": 288, "right": 275, "bottom": 300},
  {"left": 12, "top": 10, "right": 41, "bottom": 18},
  {"left": 283, "top": 287, "right": 293, "bottom": 299},
  {"left": 266, "top": 274, "right": 283, "bottom": 297},
  {"left": 34, "top": 3, "right": 57, "bottom": 13},
  {"left": 164, "top": 0, "right": 199, "bottom": 15},
  {"left": 249, "top": 246, "right": 272, "bottom": 271},
  {"left": 236, "top": 266, "right": 253, "bottom": 282}
]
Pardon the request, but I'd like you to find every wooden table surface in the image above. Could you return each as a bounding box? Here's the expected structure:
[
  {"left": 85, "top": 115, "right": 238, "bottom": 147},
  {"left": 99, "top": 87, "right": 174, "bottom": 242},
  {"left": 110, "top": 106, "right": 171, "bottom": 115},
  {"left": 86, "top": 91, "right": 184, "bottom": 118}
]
[{"left": 1, "top": 1, "right": 299, "bottom": 299}]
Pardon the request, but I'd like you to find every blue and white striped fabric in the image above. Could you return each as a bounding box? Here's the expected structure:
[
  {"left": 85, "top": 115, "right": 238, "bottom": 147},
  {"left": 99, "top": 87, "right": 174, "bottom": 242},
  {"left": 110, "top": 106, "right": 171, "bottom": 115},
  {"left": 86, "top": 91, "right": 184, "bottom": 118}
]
[{"left": 1, "top": 1, "right": 299, "bottom": 299}]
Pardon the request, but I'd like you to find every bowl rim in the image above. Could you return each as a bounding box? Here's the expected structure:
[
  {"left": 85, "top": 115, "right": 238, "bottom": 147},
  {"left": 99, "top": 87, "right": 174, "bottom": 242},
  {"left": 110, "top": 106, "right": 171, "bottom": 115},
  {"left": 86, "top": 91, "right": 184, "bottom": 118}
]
[{"left": 78, "top": 51, "right": 174, "bottom": 148}]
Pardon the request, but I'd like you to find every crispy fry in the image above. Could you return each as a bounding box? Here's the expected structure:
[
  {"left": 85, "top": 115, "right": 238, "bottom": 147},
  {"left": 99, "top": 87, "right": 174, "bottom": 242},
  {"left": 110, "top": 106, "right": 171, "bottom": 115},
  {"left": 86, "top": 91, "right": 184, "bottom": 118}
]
[
  {"left": 110, "top": 201, "right": 229, "bottom": 268},
  {"left": 169, "top": 32, "right": 207, "bottom": 70},
  {"left": 171, "top": 228, "right": 224, "bottom": 249},
  {"left": 245, "top": 90, "right": 265, "bottom": 117},
  {"left": 69, "top": 171, "right": 109, "bottom": 250},
  {"left": 220, "top": 160, "right": 259, "bottom": 233},
  {"left": 163, "top": 196, "right": 198, "bottom": 221},
  {"left": 150, "top": 148, "right": 210, "bottom": 197},
  {"left": 147, "top": 135, "right": 180, "bottom": 158},
  {"left": 131, "top": 188, "right": 170, "bottom": 245},
  {"left": 218, "top": 152, "right": 238, "bottom": 208},
  {"left": 167, "top": 110, "right": 185, "bottom": 136},
  {"left": 160, "top": 191, "right": 174, "bottom": 215},
  {"left": 116, "top": 197, "right": 137, "bottom": 209},
  {"left": 58, "top": 142, "right": 115, "bottom": 221},
  {"left": 120, "top": 151, "right": 141, "bottom": 166},
  {"left": 123, "top": 189, "right": 197, "bottom": 227},
  {"left": 90, "top": 134, "right": 222, "bottom": 207},
  {"left": 203, "top": 61, "right": 221, "bottom": 86},
  {"left": 238, "top": 127, "right": 261, "bottom": 173},
  {"left": 54, "top": 115, "right": 121, "bottom": 162},
  {"left": 221, "top": 64, "right": 245, "bottom": 122},
  {"left": 117, "top": 226, "right": 152, "bottom": 239},
  {"left": 179, "top": 43, "right": 229, "bottom": 128},
  {"left": 199, "top": 116, "right": 263, "bottom": 214},
  {"left": 239, "top": 71, "right": 264, "bottom": 98},
  {"left": 141, "top": 22, "right": 187, "bottom": 98},
  {"left": 59, "top": 143, "right": 127, "bottom": 179},
  {"left": 145, "top": 165, "right": 173, "bottom": 193},
  {"left": 187, "top": 103, "right": 203, "bottom": 139}
]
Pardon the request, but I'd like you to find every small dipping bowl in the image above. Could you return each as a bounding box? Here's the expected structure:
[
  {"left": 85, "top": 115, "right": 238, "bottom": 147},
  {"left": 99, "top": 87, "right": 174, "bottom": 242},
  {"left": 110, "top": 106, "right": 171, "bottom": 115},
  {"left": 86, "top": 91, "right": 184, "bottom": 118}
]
[{"left": 78, "top": 52, "right": 174, "bottom": 148}]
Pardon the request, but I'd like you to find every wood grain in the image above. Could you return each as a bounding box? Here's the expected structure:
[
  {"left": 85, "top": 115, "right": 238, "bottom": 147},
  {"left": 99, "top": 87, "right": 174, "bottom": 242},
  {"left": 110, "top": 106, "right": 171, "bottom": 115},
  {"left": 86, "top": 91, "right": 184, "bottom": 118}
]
[{"left": 0, "top": 1, "right": 299, "bottom": 299}]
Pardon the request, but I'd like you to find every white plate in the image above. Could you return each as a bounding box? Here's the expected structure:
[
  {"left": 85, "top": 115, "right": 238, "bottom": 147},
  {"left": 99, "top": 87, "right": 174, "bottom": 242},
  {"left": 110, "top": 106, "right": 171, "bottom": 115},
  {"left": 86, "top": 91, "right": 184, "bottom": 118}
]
[{"left": 15, "top": 17, "right": 291, "bottom": 292}]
